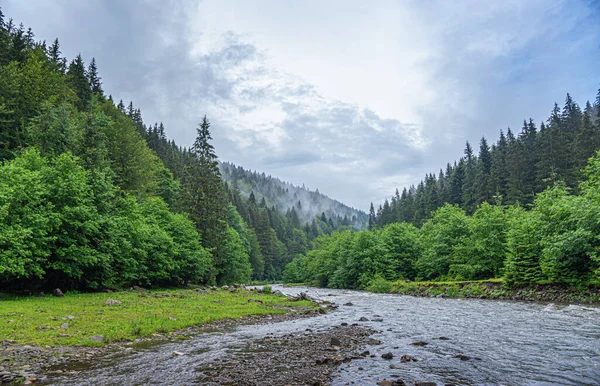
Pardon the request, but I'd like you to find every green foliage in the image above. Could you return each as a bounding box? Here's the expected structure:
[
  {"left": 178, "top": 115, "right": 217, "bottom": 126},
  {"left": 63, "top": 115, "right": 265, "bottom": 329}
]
[
  {"left": 366, "top": 274, "right": 393, "bottom": 293},
  {"left": 417, "top": 204, "right": 469, "bottom": 280},
  {"left": 286, "top": 153, "right": 600, "bottom": 289},
  {"left": 219, "top": 226, "right": 253, "bottom": 285},
  {"left": 262, "top": 285, "right": 272, "bottom": 294},
  {"left": 0, "top": 150, "right": 210, "bottom": 290}
]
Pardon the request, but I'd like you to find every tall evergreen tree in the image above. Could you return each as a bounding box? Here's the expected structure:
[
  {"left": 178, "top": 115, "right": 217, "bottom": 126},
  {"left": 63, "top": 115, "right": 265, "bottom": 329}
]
[
  {"left": 66, "top": 54, "right": 91, "bottom": 110},
  {"left": 87, "top": 57, "right": 103, "bottom": 96},
  {"left": 183, "top": 116, "right": 228, "bottom": 284}
]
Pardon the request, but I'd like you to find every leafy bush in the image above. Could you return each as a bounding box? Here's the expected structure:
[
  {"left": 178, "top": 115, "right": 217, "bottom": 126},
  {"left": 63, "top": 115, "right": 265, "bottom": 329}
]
[{"left": 367, "top": 274, "right": 393, "bottom": 293}]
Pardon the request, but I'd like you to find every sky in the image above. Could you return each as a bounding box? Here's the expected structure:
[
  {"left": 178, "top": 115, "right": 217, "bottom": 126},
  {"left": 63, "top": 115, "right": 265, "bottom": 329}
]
[{"left": 3, "top": 0, "right": 600, "bottom": 210}]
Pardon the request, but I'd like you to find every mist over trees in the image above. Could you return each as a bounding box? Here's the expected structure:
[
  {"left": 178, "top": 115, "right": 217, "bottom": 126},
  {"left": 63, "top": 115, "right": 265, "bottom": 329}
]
[{"left": 219, "top": 161, "right": 368, "bottom": 229}]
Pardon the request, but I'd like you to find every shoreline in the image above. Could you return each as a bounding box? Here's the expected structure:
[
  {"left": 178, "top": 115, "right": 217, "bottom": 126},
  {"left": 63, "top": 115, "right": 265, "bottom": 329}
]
[
  {"left": 0, "top": 288, "right": 326, "bottom": 384},
  {"left": 387, "top": 281, "right": 600, "bottom": 304}
]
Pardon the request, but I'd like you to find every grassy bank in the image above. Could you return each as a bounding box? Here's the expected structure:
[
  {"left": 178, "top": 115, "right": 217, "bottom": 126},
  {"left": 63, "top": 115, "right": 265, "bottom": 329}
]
[
  {"left": 383, "top": 279, "right": 600, "bottom": 303},
  {"left": 0, "top": 288, "right": 314, "bottom": 347}
]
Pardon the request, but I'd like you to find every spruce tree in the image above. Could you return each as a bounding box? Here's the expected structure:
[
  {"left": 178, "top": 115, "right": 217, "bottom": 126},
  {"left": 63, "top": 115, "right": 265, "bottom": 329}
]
[
  {"left": 474, "top": 137, "right": 492, "bottom": 204},
  {"left": 66, "top": 54, "right": 91, "bottom": 110},
  {"left": 183, "top": 116, "right": 227, "bottom": 284},
  {"left": 368, "top": 203, "right": 376, "bottom": 230},
  {"left": 87, "top": 57, "right": 103, "bottom": 96}
]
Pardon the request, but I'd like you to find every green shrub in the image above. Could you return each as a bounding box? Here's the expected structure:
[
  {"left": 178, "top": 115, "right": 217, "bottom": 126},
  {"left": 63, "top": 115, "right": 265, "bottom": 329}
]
[{"left": 367, "top": 274, "right": 392, "bottom": 293}]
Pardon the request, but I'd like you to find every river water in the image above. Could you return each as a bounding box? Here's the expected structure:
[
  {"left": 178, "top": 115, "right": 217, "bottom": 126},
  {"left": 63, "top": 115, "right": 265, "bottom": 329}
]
[{"left": 46, "top": 285, "right": 600, "bottom": 385}]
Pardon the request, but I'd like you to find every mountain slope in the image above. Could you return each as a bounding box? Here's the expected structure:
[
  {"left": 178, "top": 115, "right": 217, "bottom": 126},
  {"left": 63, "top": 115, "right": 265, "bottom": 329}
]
[{"left": 220, "top": 161, "right": 368, "bottom": 229}]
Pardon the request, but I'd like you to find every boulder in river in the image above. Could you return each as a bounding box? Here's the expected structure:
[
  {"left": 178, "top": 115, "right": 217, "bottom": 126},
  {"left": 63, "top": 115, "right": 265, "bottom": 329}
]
[
  {"left": 344, "top": 302, "right": 354, "bottom": 306},
  {"left": 367, "top": 338, "right": 381, "bottom": 345},
  {"left": 411, "top": 341, "right": 428, "bottom": 346},
  {"left": 453, "top": 354, "right": 470, "bottom": 361},
  {"left": 378, "top": 381, "right": 406, "bottom": 386},
  {"left": 400, "top": 355, "right": 417, "bottom": 362},
  {"left": 172, "top": 351, "right": 184, "bottom": 356},
  {"left": 359, "top": 317, "right": 370, "bottom": 322},
  {"left": 53, "top": 288, "right": 64, "bottom": 297},
  {"left": 381, "top": 352, "right": 394, "bottom": 359}
]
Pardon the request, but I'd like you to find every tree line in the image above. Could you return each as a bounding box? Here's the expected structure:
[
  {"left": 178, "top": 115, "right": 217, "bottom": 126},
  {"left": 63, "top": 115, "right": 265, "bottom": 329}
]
[
  {"left": 285, "top": 155, "right": 600, "bottom": 288},
  {"left": 370, "top": 92, "right": 600, "bottom": 228},
  {"left": 0, "top": 9, "right": 349, "bottom": 290},
  {"left": 286, "top": 90, "right": 600, "bottom": 288}
]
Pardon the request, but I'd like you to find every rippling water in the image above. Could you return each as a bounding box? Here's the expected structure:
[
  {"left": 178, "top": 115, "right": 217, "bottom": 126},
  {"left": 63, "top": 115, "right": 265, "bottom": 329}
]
[{"left": 46, "top": 285, "right": 600, "bottom": 385}]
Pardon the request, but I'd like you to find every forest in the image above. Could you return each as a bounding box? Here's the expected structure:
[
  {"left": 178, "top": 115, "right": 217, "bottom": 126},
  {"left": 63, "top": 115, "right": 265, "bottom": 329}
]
[
  {"left": 2, "top": 6, "right": 600, "bottom": 294},
  {"left": 284, "top": 90, "right": 600, "bottom": 289},
  {"left": 0, "top": 9, "right": 354, "bottom": 291}
]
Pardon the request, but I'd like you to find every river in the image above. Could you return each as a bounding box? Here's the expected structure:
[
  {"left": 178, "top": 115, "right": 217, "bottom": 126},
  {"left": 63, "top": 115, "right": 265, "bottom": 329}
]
[{"left": 46, "top": 285, "right": 600, "bottom": 385}]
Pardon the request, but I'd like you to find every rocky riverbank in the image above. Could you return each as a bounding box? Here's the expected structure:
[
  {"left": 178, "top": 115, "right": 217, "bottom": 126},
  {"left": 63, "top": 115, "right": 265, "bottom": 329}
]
[
  {"left": 197, "top": 324, "right": 376, "bottom": 385},
  {"left": 389, "top": 281, "right": 600, "bottom": 303},
  {"left": 0, "top": 290, "right": 327, "bottom": 385}
]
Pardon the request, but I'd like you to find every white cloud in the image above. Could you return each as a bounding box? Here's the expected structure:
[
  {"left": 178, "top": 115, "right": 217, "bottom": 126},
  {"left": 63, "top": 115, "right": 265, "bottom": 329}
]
[{"left": 3, "top": 0, "right": 598, "bottom": 210}]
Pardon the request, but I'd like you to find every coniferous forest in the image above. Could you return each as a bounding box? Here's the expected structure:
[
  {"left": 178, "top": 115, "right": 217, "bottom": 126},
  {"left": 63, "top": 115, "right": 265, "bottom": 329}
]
[
  {"left": 0, "top": 10, "right": 358, "bottom": 291},
  {"left": 284, "top": 91, "right": 600, "bottom": 289}
]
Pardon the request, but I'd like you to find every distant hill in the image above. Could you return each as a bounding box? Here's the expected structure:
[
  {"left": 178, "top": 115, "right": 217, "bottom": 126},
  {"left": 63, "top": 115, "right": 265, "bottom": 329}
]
[{"left": 220, "top": 161, "right": 368, "bottom": 229}]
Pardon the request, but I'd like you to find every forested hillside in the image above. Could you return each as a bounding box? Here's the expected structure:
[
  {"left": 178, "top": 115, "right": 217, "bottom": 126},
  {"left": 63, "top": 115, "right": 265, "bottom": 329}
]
[
  {"left": 285, "top": 89, "right": 600, "bottom": 289},
  {"left": 0, "top": 9, "right": 353, "bottom": 290},
  {"left": 220, "top": 162, "right": 367, "bottom": 228},
  {"left": 370, "top": 95, "right": 600, "bottom": 228}
]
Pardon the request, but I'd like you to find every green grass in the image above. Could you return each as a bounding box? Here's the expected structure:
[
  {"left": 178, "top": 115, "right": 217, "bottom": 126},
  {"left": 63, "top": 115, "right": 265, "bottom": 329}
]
[{"left": 0, "top": 289, "right": 314, "bottom": 347}]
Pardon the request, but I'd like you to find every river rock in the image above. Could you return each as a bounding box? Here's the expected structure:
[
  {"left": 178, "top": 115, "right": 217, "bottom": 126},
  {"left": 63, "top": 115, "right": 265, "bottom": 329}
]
[
  {"left": 104, "top": 299, "right": 122, "bottom": 306},
  {"left": 172, "top": 351, "right": 184, "bottom": 356},
  {"left": 372, "top": 318, "right": 384, "bottom": 322},
  {"left": 378, "top": 381, "right": 406, "bottom": 386},
  {"left": 453, "top": 354, "right": 470, "bottom": 361},
  {"left": 359, "top": 317, "right": 370, "bottom": 322},
  {"left": 415, "top": 382, "right": 436, "bottom": 386},
  {"left": 400, "top": 355, "right": 417, "bottom": 362},
  {"left": 381, "top": 352, "right": 394, "bottom": 359},
  {"left": 53, "top": 288, "right": 64, "bottom": 297},
  {"left": 438, "top": 336, "right": 451, "bottom": 340},
  {"left": 411, "top": 341, "right": 428, "bottom": 346},
  {"left": 344, "top": 302, "right": 354, "bottom": 306},
  {"left": 330, "top": 337, "right": 341, "bottom": 346},
  {"left": 367, "top": 338, "right": 381, "bottom": 345}
]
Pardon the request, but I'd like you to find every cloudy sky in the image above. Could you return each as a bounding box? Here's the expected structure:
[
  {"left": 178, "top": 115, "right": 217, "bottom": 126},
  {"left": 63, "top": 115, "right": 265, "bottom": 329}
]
[{"left": 4, "top": 0, "right": 599, "bottom": 210}]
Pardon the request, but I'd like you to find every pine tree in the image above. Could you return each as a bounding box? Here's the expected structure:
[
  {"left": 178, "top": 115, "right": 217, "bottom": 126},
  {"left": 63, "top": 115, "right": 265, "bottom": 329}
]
[
  {"left": 183, "top": 116, "right": 227, "bottom": 284},
  {"left": 474, "top": 137, "right": 492, "bottom": 204},
  {"left": 575, "top": 108, "right": 600, "bottom": 170},
  {"left": 66, "top": 54, "right": 91, "bottom": 110},
  {"left": 368, "top": 203, "right": 376, "bottom": 230},
  {"left": 462, "top": 142, "right": 477, "bottom": 213},
  {"left": 47, "top": 38, "right": 66, "bottom": 73},
  {"left": 87, "top": 57, "right": 103, "bottom": 96}
]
